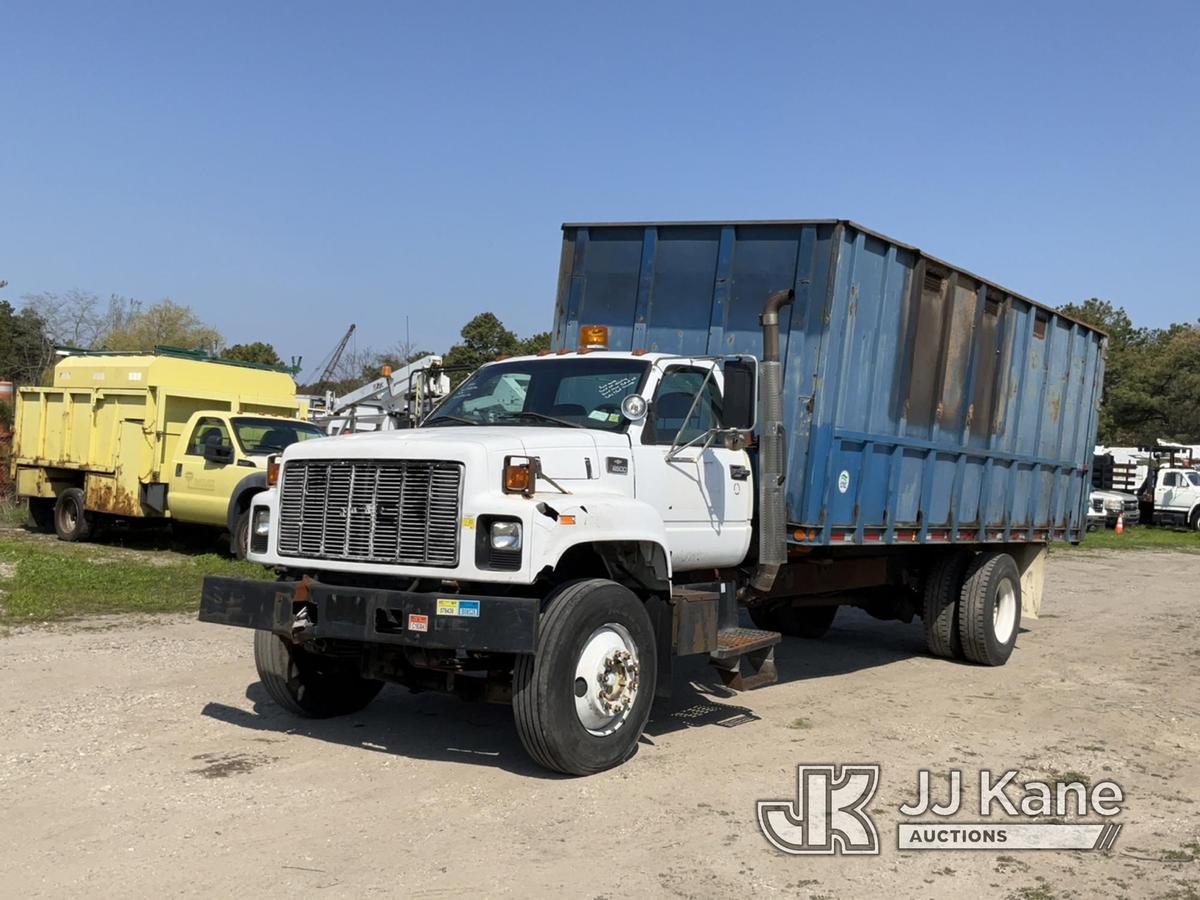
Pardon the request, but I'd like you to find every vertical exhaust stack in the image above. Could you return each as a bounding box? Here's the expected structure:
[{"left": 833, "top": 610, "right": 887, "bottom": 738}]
[{"left": 751, "top": 288, "right": 794, "bottom": 593}]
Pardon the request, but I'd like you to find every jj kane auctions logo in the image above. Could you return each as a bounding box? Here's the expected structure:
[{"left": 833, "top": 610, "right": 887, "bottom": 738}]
[{"left": 758, "top": 765, "right": 1124, "bottom": 854}]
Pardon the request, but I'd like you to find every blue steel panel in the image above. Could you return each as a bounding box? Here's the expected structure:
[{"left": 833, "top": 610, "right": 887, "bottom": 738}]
[{"left": 554, "top": 220, "right": 1107, "bottom": 547}]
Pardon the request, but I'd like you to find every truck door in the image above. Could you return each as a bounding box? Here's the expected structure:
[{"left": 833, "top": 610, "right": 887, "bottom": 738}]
[
  {"left": 632, "top": 365, "right": 752, "bottom": 570},
  {"left": 1157, "top": 471, "right": 1182, "bottom": 512},
  {"left": 168, "top": 416, "right": 237, "bottom": 526}
]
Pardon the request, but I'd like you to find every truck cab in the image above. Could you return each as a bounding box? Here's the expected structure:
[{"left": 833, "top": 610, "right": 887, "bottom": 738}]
[
  {"left": 243, "top": 349, "right": 757, "bottom": 584},
  {"left": 1143, "top": 467, "right": 1200, "bottom": 530}
]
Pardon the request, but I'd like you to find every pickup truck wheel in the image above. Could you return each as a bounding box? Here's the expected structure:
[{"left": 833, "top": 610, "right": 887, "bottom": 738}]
[
  {"left": 1191, "top": 508, "right": 1200, "bottom": 532},
  {"left": 513, "top": 579, "right": 656, "bottom": 776},
  {"left": 233, "top": 510, "right": 250, "bottom": 560},
  {"left": 53, "top": 488, "right": 93, "bottom": 542},
  {"left": 957, "top": 552, "right": 1021, "bottom": 666},
  {"left": 923, "top": 551, "right": 969, "bottom": 660},
  {"left": 253, "top": 630, "right": 383, "bottom": 718},
  {"left": 27, "top": 498, "right": 55, "bottom": 533},
  {"left": 749, "top": 602, "right": 837, "bottom": 638}
]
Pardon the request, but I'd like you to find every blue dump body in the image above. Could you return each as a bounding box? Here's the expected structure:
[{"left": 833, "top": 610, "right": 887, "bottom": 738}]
[{"left": 553, "top": 220, "right": 1106, "bottom": 547}]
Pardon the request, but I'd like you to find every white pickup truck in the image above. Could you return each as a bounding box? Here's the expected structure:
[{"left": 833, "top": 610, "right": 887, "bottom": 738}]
[{"left": 1141, "top": 467, "right": 1200, "bottom": 530}]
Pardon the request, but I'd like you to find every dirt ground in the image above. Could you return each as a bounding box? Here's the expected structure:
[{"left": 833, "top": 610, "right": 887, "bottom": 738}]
[{"left": 1, "top": 550, "right": 1197, "bottom": 899}]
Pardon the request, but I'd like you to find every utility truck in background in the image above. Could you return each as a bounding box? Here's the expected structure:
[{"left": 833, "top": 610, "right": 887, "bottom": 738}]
[
  {"left": 311, "top": 354, "right": 452, "bottom": 434},
  {"left": 1139, "top": 466, "right": 1200, "bottom": 530},
  {"left": 12, "top": 349, "right": 324, "bottom": 556},
  {"left": 199, "top": 220, "right": 1107, "bottom": 775}
]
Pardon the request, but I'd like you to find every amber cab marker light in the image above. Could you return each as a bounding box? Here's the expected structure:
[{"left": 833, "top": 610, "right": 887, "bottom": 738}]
[
  {"left": 504, "top": 460, "right": 531, "bottom": 494},
  {"left": 579, "top": 324, "right": 609, "bottom": 349},
  {"left": 266, "top": 456, "right": 281, "bottom": 487}
]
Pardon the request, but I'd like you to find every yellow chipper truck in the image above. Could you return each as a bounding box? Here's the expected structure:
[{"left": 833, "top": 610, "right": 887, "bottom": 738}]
[{"left": 11, "top": 349, "right": 326, "bottom": 555}]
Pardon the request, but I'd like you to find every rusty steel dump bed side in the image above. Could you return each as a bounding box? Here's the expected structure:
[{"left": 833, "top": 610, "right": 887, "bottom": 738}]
[{"left": 553, "top": 220, "right": 1106, "bottom": 547}]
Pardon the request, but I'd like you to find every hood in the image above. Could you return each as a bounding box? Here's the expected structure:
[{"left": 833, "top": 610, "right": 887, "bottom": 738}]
[
  {"left": 282, "top": 425, "right": 630, "bottom": 481},
  {"left": 1091, "top": 489, "right": 1137, "bottom": 502}
]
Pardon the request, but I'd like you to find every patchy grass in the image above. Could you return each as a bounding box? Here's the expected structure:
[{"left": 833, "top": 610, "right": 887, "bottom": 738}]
[
  {"left": 786, "top": 717, "right": 812, "bottom": 730},
  {"left": 1061, "top": 527, "right": 1200, "bottom": 554},
  {"left": 0, "top": 532, "right": 270, "bottom": 623},
  {"left": 0, "top": 500, "right": 25, "bottom": 528}
]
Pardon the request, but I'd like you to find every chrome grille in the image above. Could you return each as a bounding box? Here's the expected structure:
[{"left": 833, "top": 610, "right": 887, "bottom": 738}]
[{"left": 277, "top": 459, "right": 462, "bottom": 567}]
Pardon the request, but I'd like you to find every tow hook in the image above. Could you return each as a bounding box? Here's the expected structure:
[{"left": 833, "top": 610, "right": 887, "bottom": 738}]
[{"left": 290, "top": 606, "right": 314, "bottom": 643}]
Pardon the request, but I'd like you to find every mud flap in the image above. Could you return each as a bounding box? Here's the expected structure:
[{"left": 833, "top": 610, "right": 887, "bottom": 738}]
[{"left": 1009, "top": 544, "right": 1047, "bottom": 620}]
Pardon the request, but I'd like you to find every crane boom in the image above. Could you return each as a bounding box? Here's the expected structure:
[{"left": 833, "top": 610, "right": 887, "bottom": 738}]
[{"left": 317, "top": 323, "right": 356, "bottom": 387}]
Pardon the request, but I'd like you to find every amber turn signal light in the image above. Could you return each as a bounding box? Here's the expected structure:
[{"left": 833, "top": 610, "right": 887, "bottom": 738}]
[
  {"left": 266, "top": 456, "right": 281, "bottom": 487},
  {"left": 504, "top": 457, "right": 532, "bottom": 494}
]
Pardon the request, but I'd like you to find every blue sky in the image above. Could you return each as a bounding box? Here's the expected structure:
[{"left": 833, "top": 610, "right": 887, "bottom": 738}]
[{"left": 2, "top": 1, "right": 1196, "bottom": 376}]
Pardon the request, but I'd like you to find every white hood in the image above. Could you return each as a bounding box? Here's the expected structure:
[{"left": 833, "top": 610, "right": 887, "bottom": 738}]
[{"left": 283, "top": 425, "right": 631, "bottom": 481}]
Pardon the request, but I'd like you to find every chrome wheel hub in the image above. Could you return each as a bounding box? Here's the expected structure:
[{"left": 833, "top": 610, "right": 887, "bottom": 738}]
[{"left": 574, "top": 624, "right": 640, "bottom": 736}]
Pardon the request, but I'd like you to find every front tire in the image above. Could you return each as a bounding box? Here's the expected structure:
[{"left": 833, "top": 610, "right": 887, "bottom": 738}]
[
  {"left": 1191, "top": 508, "right": 1200, "bottom": 533},
  {"left": 233, "top": 510, "right": 250, "bottom": 560},
  {"left": 53, "top": 488, "right": 93, "bottom": 542},
  {"left": 958, "top": 552, "right": 1021, "bottom": 666},
  {"left": 253, "top": 630, "right": 383, "bottom": 717},
  {"left": 513, "top": 579, "right": 657, "bottom": 775}
]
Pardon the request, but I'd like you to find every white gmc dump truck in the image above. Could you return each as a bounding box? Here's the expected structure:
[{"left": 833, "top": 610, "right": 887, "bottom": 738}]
[{"left": 199, "top": 220, "right": 1106, "bottom": 775}]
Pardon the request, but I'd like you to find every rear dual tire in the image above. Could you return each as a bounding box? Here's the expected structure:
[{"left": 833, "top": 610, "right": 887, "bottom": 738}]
[
  {"left": 53, "top": 488, "right": 93, "bottom": 542},
  {"left": 924, "top": 550, "right": 1020, "bottom": 666},
  {"left": 27, "top": 498, "right": 55, "bottom": 533}
]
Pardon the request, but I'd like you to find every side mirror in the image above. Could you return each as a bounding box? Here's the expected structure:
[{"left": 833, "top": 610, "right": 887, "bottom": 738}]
[
  {"left": 722, "top": 356, "right": 757, "bottom": 431},
  {"left": 204, "top": 442, "right": 234, "bottom": 465},
  {"left": 620, "top": 393, "right": 648, "bottom": 422}
]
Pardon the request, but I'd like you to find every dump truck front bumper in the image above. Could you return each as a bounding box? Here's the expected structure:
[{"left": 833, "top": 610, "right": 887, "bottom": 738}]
[{"left": 199, "top": 576, "right": 539, "bottom": 654}]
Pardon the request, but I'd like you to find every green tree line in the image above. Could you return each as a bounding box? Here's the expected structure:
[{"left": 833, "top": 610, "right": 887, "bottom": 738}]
[{"left": 1058, "top": 299, "right": 1200, "bottom": 445}]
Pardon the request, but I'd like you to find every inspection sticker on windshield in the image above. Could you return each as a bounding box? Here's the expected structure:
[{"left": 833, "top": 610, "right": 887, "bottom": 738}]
[
  {"left": 407, "top": 614, "right": 429, "bottom": 633},
  {"left": 436, "top": 599, "right": 481, "bottom": 618}
]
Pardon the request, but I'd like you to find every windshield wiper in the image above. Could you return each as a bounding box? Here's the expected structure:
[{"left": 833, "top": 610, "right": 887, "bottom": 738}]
[
  {"left": 505, "top": 411, "right": 583, "bottom": 429},
  {"left": 422, "top": 415, "right": 476, "bottom": 427}
]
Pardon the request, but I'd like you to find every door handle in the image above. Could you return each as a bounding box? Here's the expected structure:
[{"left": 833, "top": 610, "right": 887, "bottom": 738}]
[{"left": 731, "top": 465, "right": 750, "bottom": 481}]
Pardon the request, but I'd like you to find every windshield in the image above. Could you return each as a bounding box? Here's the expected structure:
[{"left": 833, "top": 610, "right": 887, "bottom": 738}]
[
  {"left": 232, "top": 418, "right": 325, "bottom": 454},
  {"left": 424, "top": 358, "right": 650, "bottom": 431},
  {"left": 1187, "top": 472, "right": 1200, "bottom": 487}
]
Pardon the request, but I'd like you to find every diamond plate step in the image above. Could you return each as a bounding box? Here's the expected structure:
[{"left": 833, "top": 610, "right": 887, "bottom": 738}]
[
  {"left": 709, "top": 627, "right": 781, "bottom": 660},
  {"left": 708, "top": 627, "right": 781, "bottom": 691}
]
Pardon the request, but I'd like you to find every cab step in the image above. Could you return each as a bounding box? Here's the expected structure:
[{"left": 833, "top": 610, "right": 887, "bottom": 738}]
[{"left": 708, "top": 627, "right": 781, "bottom": 691}]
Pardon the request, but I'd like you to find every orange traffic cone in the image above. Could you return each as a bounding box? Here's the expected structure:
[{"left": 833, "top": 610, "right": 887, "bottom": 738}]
[{"left": 1115, "top": 513, "right": 1124, "bottom": 534}]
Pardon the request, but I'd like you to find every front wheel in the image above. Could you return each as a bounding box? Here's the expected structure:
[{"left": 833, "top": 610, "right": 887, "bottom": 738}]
[
  {"left": 513, "top": 579, "right": 657, "bottom": 775},
  {"left": 253, "top": 630, "right": 383, "bottom": 717},
  {"left": 233, "top": 510, "right": 250, "bottom": 560},
  {"left": 1191, "top": 508, "right": 1200, "bottom": 533}
]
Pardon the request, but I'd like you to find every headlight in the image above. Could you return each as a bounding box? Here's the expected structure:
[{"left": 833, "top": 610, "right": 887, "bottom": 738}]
[
  {"left": 253, "top": 508, "right": 271, "bottom": 536},
  {"left": 1104, "top": 499, "right": 1123, "bottom": 512},
  {"left": 490, "top": 520, "right": 522, "bottom": 551}
]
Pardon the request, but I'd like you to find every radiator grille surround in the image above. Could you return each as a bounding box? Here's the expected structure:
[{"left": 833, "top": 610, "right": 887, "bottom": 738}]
[{"left": 277, "top": 459, "right": 463, "bottom": 567}]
